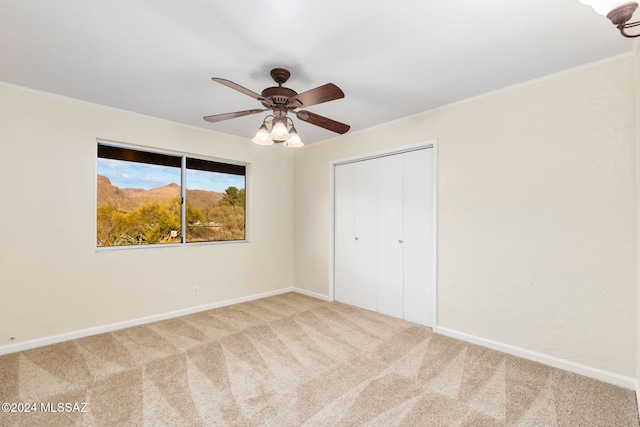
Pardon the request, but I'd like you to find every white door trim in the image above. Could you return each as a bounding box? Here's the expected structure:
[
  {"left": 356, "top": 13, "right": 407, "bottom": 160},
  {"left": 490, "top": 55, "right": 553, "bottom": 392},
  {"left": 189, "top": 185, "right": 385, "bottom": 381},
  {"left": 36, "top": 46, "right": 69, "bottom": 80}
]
[{"left": 329, "top": 139, "right": 438, "bottom": 327}]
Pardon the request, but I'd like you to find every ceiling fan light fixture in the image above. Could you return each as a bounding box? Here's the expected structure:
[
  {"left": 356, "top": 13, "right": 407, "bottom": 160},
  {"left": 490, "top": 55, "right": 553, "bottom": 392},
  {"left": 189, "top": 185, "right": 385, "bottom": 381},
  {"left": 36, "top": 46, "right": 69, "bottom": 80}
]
[
  {"left": 269, "top": 119, "right": 290, "bottom": 141},
  {"left": 252, "top": 123, "right": 273, "bottom": 145},
  {"left": 580, "top": 0, "right": 640, "bottom": 37}
]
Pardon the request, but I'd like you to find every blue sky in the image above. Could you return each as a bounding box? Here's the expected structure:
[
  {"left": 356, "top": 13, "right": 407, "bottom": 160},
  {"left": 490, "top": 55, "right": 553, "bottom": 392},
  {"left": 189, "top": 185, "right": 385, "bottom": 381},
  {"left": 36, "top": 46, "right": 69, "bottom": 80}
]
[{"left": 97, "top": 158, "right": 245, "bottom": 192}]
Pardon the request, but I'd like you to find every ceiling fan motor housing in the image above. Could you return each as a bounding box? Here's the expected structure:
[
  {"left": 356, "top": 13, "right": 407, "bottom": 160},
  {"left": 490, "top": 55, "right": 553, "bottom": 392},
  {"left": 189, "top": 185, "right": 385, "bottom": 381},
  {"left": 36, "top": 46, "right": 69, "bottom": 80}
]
[
  {"left": 260, "top": 68, "right": 300, "bottom": 107},
  {"left": 261, "top": 86, "right": 298, "bottom": 107}
]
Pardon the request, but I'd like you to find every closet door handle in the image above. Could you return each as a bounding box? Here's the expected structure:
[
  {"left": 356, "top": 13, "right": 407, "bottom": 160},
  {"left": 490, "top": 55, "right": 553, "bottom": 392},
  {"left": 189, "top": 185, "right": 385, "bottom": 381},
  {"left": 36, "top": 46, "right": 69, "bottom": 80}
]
[
  {"left": 398, "top": 240, "right": 403, "bottom": 244},
  {"left": 355, "top": 237, "right": 359, "bottom": 241}
]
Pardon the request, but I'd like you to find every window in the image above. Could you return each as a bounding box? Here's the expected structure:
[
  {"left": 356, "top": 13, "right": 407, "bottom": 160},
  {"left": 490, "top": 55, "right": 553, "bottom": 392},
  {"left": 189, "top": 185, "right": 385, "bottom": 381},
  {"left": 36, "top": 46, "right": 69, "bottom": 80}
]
[{"left": 97, "top": 143, "right": 246, "bottom": 247}]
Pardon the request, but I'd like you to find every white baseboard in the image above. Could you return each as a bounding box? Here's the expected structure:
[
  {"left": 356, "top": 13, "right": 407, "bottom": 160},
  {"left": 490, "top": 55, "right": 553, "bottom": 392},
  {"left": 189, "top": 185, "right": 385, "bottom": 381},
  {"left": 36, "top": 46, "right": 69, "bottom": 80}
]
[
  {"left": 0, "top": 287, "right": 322, "bottom": 356},
  {"left": 291, "top": 287, "right": 331, "bottom": 301},
  {"left": 435, "top": 326, "right": 637, "bottom": 391}
]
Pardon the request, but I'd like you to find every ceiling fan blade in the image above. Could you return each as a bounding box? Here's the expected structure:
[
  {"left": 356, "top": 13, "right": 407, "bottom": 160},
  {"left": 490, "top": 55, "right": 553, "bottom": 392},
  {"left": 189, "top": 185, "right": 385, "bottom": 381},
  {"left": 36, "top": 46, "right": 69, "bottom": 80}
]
[
  {"left": 212, "top": 78, "right": 273, "bottom": 106},
  {"left": 287, "top": 83, "right": 344, "bottom": 108},
  {"left": 296, "top": 110, "right": 350, "bottom": 134},
  {"left": 203, "top": 109, "right": 266, "bottom": 123}
]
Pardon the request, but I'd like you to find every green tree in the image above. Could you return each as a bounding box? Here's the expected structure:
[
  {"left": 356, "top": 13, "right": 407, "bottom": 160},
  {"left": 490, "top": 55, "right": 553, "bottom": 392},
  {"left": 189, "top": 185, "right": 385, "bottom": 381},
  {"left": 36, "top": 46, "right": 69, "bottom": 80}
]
[
  {"left": 200, "top": 187, "right": 245, "bottom": 241},
  {"left": 97, "top": 204, "right": 123, "bottom": 246},
  {"left": 186, "top": 203, "right": 205, "bottom": 225},
  {"left": 222, "top": 186, "right": 245, "bottom": 208}
]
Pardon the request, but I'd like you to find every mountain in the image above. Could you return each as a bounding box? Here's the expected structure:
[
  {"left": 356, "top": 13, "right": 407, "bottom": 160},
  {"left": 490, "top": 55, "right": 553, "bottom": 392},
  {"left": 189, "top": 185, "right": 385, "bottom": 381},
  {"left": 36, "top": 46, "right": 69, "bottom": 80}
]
[
  {"left": 97, "top": 175, "right": 224, "bottom": 211},
  {"left": 186, "top": 188, "right": 224, "bottom": 212}
]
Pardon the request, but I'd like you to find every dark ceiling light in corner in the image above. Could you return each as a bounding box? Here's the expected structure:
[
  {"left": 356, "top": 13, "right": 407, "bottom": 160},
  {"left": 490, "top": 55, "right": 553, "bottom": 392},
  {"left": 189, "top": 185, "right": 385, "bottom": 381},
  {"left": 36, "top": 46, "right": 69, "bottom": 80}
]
[
  {"left": 581, "top": 0, "right": 640, "bottom": 38},
  {"left": 203, "top": 68, "right": 350, "bottom": 148}
]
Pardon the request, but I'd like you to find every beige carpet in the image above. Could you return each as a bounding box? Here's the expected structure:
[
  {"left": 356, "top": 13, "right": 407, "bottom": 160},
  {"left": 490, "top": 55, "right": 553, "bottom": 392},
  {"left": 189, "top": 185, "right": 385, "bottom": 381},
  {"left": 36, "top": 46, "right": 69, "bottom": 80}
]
[{"left": 0, "top": 292, "right": 637, "bottom": 426}]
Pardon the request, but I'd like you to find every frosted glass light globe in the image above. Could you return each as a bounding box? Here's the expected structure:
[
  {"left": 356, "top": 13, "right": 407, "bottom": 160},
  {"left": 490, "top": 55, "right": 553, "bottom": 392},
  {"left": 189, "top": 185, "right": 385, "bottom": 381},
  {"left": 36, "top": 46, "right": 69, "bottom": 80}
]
[
  {"left": 284, "top": 128, "right": 304, "bottom": 148},
  {"left": 252, "top": 125, "right": 273, "bottom": 145},
  {"left": 269, "top": 120, "right": 290, "bottom": 141}
]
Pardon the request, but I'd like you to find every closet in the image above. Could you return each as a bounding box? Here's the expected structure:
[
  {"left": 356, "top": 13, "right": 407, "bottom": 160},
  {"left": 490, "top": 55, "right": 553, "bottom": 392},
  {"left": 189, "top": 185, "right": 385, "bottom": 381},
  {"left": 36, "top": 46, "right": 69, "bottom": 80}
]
[{"left": 334, "top": 147, "right": 434, "bottom": 326}]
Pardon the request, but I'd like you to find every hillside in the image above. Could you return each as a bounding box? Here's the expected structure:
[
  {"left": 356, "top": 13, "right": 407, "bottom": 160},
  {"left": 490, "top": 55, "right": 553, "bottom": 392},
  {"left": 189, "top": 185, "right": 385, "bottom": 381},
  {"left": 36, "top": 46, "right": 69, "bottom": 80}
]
[
  {"left": 186, "top": 188, "right": 224, "bottom": 212},
  {"left": 97, "top": 175, "right": 223, "bottom": 211}
]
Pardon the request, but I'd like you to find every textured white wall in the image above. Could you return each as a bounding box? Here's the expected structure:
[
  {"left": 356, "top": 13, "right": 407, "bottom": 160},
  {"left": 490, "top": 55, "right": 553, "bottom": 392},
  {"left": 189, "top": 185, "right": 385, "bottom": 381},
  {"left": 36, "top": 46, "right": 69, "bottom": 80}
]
[
  {"left": 294, "top": 55, "right": 637, "bottom": 378},
  {"left": 0, "top": 84, "right": 294, "bottom": 346}
]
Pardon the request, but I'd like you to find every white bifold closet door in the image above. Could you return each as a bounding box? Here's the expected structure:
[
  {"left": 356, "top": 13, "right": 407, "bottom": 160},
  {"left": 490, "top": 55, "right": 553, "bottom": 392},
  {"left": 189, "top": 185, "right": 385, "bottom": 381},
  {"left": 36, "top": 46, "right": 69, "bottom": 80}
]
[
  {"left": 334, "top": 158, "right": 378, "bottom": 311},
  {"left": 334, "top": 148, "right": 434, "bottom": 326},
  {"left": 403, "top": 149, "right": 434, "bottom": 325},
  {"left": 377, "top": 154, "right": 404, "bottom": 318}
]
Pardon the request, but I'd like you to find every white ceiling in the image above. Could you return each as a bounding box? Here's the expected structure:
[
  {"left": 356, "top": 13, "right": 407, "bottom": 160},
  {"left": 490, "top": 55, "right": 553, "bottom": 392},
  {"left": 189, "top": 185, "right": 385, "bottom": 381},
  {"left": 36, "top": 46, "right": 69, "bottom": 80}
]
[{"left": 0, "top": 0, "right": 636, "bottom": 145}]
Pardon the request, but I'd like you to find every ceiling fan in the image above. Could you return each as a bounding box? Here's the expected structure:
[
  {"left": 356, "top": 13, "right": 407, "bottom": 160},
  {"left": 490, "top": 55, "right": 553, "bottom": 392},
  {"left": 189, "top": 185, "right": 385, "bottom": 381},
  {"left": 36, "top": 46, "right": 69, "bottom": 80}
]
[{"left": 204, "top": 68, "right": 350, "bottom": 147}]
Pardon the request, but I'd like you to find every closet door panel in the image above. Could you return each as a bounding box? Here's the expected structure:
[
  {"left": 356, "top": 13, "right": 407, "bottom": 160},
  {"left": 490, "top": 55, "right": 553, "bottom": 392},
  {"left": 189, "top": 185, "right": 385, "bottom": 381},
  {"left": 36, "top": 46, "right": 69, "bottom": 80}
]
[
  {"left": 334, "top": 163, "right": 357, "bottom": 306},
  {"left": 403, "top": 149, "right": 434, "bottom": 326},
  {"left": 377, "top": 154, "right": 404, "bottom": 318},
  {"left": 353, "top": 159, "right": 379, "bottom": 311}
]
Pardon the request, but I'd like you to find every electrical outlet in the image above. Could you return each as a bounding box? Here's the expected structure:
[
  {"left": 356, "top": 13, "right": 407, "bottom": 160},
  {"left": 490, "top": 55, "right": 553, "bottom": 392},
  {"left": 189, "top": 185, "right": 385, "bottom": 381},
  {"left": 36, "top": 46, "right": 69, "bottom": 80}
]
[{"left": 193, "top": 286, "right": 199, "bottom": 297}]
